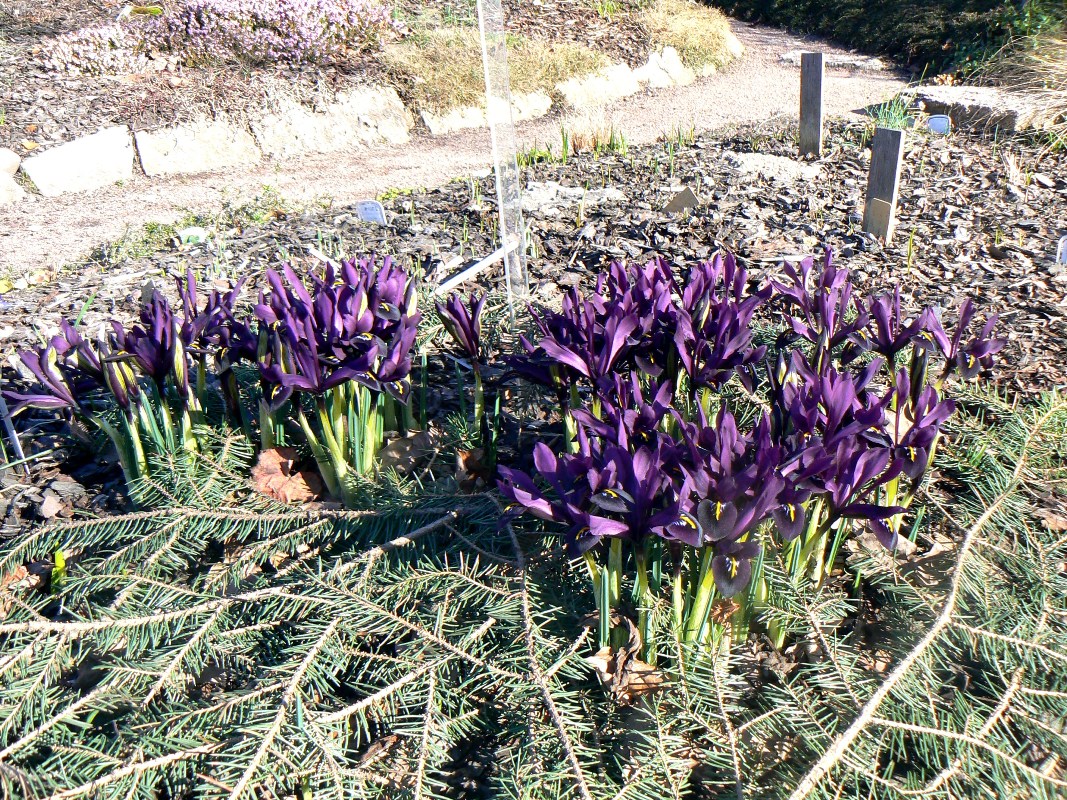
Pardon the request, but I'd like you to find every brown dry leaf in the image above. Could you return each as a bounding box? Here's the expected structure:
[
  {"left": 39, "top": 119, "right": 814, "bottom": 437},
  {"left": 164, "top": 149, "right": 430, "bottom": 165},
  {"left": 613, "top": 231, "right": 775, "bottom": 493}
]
[
  {"left": 455, "top": 448, "right": 492, "bottom": 491},
  {"left": 378, "top": 427, "right": 440, "bottom": 475},
  {"left": 20, "top": 140, "right": 39, "bottom": 152},
  {"left": 709, "top": 598, "right": 741, "bottom": 625},
  {"left": 38, "top": 494, "right": 64, "bottom": 519},
  {"left": 582, "top": 612, "right": 666, "bottom": 703},
  {"left": 0, "top": 565, "right": 33, "bottom": 620},
  {"left": 251, "top": 447, "right": 323, "bottom": 504},
  {"left": 1037, "top": 509, "right": 1067, "bottom": 532}
]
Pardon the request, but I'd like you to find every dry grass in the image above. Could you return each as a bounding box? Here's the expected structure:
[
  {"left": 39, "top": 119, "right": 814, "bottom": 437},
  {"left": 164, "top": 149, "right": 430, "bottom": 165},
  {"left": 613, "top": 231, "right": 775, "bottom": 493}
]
[
  {"left": 561, "top": 105, "right": 626, "bottom": 154},
  {"left": 981, "top": 26, "right": 1067, "bottom": 143},
  {"left": 639, "top": 0, "right": 741, "bottom": 71},
  {"left": 381, "top": 28, "right": 608, "bottom": 115}
]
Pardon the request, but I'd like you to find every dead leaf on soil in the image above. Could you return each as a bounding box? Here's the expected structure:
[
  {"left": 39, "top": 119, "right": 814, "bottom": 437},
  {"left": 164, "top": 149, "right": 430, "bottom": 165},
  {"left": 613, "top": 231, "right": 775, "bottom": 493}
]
[
  {"left": 251, "top": 447, "right": 323, "bottom": 504},
  {"left": 582, "top": 611, "right": 666, "bottom": 703},
  {"left": 455, "top": 447, "right": 493, "bottom": 492},
  {"left": 1037, "top": 509, "right": 1067, "bottom": 532},
  {"left": 377, "top": 427, "right": 441, "bottom": 475}
]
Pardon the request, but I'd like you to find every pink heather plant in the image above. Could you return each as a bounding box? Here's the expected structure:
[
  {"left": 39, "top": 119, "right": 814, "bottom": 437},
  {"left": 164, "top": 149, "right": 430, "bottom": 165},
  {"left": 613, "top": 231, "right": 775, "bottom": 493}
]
[
  {"left": 152, "top": 0, "right": 401, "bottom": 66},
  {"left": 41, "top": 0, "right": 400, "bottom": 74}
]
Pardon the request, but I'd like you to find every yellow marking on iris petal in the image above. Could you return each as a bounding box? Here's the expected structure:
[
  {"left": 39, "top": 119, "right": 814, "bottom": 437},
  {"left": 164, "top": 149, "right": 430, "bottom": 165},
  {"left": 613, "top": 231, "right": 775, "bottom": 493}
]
[
  {"left": 788, "top": 505, "right": 796, "bottom": 522},
  {"left": 728, "top": 558, "right": 738, "bottom": 578},
  {"left": 715, "top": 501, "right": 723, "bottom": 519}
]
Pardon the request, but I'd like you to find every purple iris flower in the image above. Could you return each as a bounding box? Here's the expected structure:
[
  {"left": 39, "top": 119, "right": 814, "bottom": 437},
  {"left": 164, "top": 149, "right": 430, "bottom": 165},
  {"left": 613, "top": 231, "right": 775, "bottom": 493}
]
[
  {"left": 668, "top": 409, "right": 784, "bottom": 548},
  {"left": 110, "top": 290, "right": 183, "bottom": 392},
  {"left": 176, "top": 269, "right": 257, "bottom": 365},
  {"left": 537, "top": 301, "right": 639, "bottom": 391},
  {"left": 857, "top": 286, "right": 925, "bottom": 362},
  {"left": 712, "top": 538, "right": 762, "bottom": 598},
  {"left": 3, "top": 345, "right": 79, "bottom": 414},
  {"left": 255, "top": 258, "right": 420, "bottom": 408},
  {"left": 674, "top": 253, "right": 770, "bottom": 392},
  {"left": 889, "top": 370, "right": 956, "bottom": 481},
  {"left": 919, "top": 299, "right": 1005, "bottom": 383},
  {"left": 498, "top": 441, "right": 631, "bottom": 555},
  {"left": 435, "top": 291, "right": 486, "bottom": 360},
  {"left": 571, "top": 375, "right": 674, "bottom": 451},
  {"left": 772, "top": 249, "right": 869, "bottom": 372}
]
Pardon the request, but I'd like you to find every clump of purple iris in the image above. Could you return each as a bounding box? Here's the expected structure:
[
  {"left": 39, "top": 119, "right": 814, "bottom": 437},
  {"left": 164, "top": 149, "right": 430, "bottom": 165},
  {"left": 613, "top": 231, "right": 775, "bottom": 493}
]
[
  {"left": 502, "top": 249, "right": 1003, "bottom": 656},
  {"left": 1, "top": 255, "right": 420, "bottom": 506},
  {"left": 253, "top": 257, "right": 420, "bottom": 497}
]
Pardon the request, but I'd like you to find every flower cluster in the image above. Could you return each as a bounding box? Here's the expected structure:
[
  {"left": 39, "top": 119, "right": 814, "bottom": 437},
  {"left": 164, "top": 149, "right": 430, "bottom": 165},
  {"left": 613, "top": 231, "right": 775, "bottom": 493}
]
[
  {"left": 152, "top": 0, "right": 401, "bottom": 66},
  {"left": 499, "top": 250, "right": 1003, "bottom": 651},
  {"left": 41, "top": 0, "right": 401, "bottom": 74},
  {"left": 39, "top": 22, "right": 153, "bottom": 76},
  {"left": 4, "top": 258, "right": 419, "bottom": 505}
]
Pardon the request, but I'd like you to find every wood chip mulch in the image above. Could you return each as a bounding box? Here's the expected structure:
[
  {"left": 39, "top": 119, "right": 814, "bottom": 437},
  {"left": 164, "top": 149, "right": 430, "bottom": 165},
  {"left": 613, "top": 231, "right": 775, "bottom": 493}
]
[{"left": 1, "top": 118, "right": 1062, "bottom": 399}]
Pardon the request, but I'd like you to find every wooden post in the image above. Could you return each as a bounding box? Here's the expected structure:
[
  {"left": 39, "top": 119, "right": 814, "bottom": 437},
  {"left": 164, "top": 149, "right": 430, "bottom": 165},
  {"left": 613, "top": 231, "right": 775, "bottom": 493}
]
[
  {"left": 862, "top": 127, "right": 906, "bottom": 243},
  {"left": 799, "top": 52, "right": 824, "bottom": 158}
]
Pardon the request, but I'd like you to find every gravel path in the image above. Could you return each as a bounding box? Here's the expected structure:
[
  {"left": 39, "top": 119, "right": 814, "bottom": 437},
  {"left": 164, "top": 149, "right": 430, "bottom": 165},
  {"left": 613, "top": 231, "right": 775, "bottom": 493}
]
[{"left": 0, "top": 22, "right": 906, "bottom": 273}]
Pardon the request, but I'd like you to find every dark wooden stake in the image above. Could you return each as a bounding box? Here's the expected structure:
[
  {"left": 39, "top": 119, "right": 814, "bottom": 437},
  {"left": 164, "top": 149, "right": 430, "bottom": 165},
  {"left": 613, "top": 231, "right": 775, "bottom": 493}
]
[
  {"left": 862, "top": 127, "right": 906, "bottom": 243},
  {"left": 799, "top": 52, "right": 824, "bottom": 158}
]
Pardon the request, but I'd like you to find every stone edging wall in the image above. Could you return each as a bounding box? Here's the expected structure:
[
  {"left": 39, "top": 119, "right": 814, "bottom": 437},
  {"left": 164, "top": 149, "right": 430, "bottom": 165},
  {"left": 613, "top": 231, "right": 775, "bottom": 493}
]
[{"left": 0, "top": 42, "right": 742, "bottom": 206}]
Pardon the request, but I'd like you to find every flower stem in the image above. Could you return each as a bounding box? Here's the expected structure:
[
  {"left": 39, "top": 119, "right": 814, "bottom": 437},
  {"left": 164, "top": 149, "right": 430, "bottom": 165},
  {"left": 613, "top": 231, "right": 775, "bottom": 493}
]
[{"left": 685, "top": 548, "right": 717, "bottom": 645}]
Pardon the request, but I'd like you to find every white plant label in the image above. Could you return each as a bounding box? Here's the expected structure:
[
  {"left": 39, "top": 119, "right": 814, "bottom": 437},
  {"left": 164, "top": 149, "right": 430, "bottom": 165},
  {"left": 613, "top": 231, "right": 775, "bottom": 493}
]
[
  {"left": 1058, "top": 235, "right": 1067, "bottom": 265},
  {"left": 356, "top": 200, "right": 387, "bottom": 226},
  {"left": 927, "top": 114, "right": 951, "bottom": 135}
]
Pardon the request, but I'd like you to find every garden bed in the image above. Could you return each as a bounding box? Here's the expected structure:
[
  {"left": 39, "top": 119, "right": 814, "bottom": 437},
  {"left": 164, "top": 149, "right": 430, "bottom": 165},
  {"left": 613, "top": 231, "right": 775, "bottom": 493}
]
[
  {"left": 0, "top": 20, "right": 1065, "bottom": 790},
  {"left": 2, "top": 119, "right": 1062, "bottom": 400},
  {"left": 0, "top": 0, "right": 738, "bottom": 158}
]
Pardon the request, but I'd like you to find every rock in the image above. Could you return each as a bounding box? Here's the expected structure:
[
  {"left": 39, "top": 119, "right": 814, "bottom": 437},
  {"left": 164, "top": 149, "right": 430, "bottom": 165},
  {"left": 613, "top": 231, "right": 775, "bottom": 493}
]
[
  {"left": 420, "top": 92, "right": 552, "bottom": 136},
  {"left": 557, "top": 64, "right": 642, "bottom": 108},
  {"left": 251, "top": 86, "right": 413, "bottom": 158},
  {"left": 0, "top": 176, "right": 25, "bottom": 206},
  {"left": 724, "top": 152, "right": 821, "bottom": 183},
  {"left": 134, "top": 117, "right": 260, "bottom": 177},
  {"left": 0, "top": 148, "right": 19, "bottom": 177},
  {"left": 20, "top": 126, "right": 133, "bottom": 197},
  {"left": 511, "top": 92, "right": 553, "bottom": 122},
  {"left": 780, "top": 50, "right": 885, "bottom": 71},
  {"left": 904, "top": 84, "right": 1063, "bottom": 133},
  {"left": 633, "top": 47, "right": 695, "bottom": 89},
  {"left": 520, "top": 181, "right": 626, "bottom": 214}
]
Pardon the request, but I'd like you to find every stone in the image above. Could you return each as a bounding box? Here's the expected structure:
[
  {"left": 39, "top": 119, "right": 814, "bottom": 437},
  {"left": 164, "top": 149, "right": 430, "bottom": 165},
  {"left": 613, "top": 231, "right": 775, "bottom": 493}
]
[
  {"left": 421, "top": 105, "right": 488, "bottom": 137},
  {"left": 724, "top": 151, "right": 822, "bottom": 183},
  {"left": 134, "top": 118, "right": 260, "bottom": 177},
  {"left": 634, "top": 47, "right": 695, "bottom": 89},
  {"left": 903, "top": 84, "right": 1063, "bottom": 132},
  {"left": 20, "top": 126, "right": 133, "bottom": 197},
  {"left": 520, "top": 180, "right": 625, "bottom": 215},
  {"left": 252, "top": 86, "right": 413, "bottom": 158},
  {"left": 0, "top": 175, "right": 26, "bottom": 206},
  {"left": 780, "top": 50, "right": 885, "bottom": 71},
  {"left": 557, "top": 64, "right": 642, "bottom": 108},
  {"left": 0, "top": 148, "right": 19, "bottom": 177},
  {"left": 421, "top": 92, "right": 553, "bottom": 136}
]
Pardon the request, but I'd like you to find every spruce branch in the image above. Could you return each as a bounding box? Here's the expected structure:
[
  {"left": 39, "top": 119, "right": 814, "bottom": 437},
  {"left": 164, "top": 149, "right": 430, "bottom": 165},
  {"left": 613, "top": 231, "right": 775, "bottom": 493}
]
[{"left": 787, "top": 398, "right": 1064, "bottom": 800}]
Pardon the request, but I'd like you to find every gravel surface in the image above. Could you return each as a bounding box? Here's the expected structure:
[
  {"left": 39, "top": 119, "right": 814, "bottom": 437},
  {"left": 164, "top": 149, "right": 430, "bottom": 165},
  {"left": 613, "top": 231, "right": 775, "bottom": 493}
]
[{"left": 0, "top": 22, "right": 906, "bottom": 273}]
